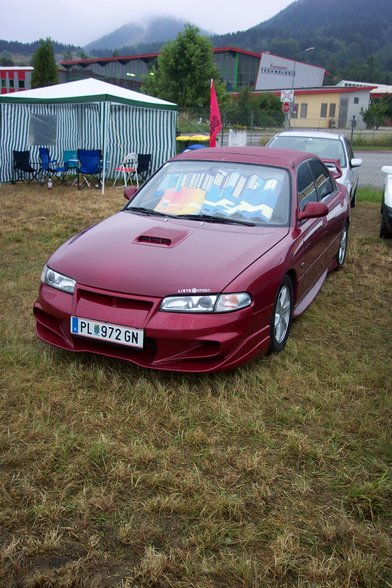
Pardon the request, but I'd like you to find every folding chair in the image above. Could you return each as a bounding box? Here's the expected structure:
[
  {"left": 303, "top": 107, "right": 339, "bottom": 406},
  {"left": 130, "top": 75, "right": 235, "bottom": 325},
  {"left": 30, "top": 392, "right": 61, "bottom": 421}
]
[
  {"left": 77, "top": 149, "right": 102, "bottom": 190},
  {"left": 38, "top": 147, "right": 67, "bottom": 184},
  {"left": 12, "top": 150, "right": 39, "bottom": 184},
  {"left": 113, "top": 153, "right": 138, "bottom": 188},
  {"left": 63, "top": 150, "right": 78, "bottom": 170},
  {"left": 63, "top": 150, "right": 78, "bottom": 185},
  {"left": 137, "top": 153, "right": 152, "bottom": 183}
]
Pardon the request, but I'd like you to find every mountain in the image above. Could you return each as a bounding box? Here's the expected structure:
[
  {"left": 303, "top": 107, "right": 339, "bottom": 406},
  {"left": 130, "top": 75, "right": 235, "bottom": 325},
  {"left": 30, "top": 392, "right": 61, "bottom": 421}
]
[
  {"left": 0, "top": 39, "right": 79, "bottom": 64},
  {"left": 1, "top": 0, "right": 391, "bottom": 83},
  {"left": 85, "top": 16, "right": 214, "bottom": 54},
  {"left": 84, "top": 0, "right": 392, "bottom": 82},
  {"left": 211, "top": 0, "right": 392, "bottom": 82}
]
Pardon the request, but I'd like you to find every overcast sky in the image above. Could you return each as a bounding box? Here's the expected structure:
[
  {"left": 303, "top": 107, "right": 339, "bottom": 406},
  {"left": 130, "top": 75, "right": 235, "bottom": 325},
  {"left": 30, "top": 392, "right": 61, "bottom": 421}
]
[{"left": 2, "top": 0, "right": 293, "bottom": 46}]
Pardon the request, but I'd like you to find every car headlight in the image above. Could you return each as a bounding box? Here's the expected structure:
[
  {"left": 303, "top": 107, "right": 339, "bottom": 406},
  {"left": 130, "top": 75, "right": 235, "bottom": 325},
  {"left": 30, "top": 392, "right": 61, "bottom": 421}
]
[
  {"left": 160, "top": 293, "right": 251, "bottom": 313},
  {"left": 40, "top": 265, "right": 76, "bottom": 294}
]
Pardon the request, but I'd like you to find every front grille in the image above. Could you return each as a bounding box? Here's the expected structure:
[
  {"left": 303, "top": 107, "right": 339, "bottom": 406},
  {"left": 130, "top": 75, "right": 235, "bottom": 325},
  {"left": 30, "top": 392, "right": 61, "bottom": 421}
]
[
  {"left": 77, "top": 288, "right": 153, "bottom": 311},
  {"left": 74, "top": 286, "right": 157, "bottom": 329}
]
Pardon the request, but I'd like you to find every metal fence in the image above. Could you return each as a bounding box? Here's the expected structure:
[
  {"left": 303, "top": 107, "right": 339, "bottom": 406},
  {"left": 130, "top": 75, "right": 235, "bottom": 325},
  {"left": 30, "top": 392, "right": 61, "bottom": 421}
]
[{"left": 178, "top": 109, "right": 392, "bottom": 190}]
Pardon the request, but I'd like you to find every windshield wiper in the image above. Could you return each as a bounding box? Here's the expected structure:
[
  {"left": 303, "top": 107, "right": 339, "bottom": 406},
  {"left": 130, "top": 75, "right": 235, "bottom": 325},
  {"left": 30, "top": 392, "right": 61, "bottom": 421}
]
[
  {"left": 177, "top": 213, "right": 256, "bottom": 226},
  {"left": 126, "top": 206, "right": 173, "bottom": 218},
  {"left": 126, "top": 208, "right": 256, "bottom": 226}
]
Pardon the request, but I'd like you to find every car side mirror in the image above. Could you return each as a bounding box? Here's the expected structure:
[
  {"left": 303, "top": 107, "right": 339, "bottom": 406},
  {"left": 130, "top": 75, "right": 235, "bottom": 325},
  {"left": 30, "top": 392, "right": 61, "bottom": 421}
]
[
  {"left": 297, "top": 201, "right": 328, "bottom": 222},
  {"left": 351, "top": 158, "right": 362, "bottom": 168},
  {"left": 382, "top": 165, "right": 392, "bottom": 175},
  {"left": 124, "top": 185, "right": 138, "bottom": 201}
]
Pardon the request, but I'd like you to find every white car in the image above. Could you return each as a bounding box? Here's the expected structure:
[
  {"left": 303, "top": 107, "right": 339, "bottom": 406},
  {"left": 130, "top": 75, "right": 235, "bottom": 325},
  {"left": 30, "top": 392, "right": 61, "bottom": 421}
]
[
  {"left": 380, "top": 166, "right": 392, "bottom": 239},
  {"left": 267, "top": 131, "right": 362, "bottom": 207}
]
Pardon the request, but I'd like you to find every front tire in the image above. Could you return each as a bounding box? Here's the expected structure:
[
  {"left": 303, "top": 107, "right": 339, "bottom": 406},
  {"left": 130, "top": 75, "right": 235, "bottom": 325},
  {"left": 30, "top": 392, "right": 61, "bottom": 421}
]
[
  {"left": 335, "top": 224, "right": 348, "bottom": 270},
  {"left": 269, "top": 276, "right": 293, "bottom": 354}
]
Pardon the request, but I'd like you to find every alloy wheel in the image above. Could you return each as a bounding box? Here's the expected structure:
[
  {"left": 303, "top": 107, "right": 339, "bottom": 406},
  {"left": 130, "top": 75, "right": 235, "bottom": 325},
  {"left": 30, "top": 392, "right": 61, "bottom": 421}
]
[{"left": 274, "top": 284, "right": 291, "bottom": 344}]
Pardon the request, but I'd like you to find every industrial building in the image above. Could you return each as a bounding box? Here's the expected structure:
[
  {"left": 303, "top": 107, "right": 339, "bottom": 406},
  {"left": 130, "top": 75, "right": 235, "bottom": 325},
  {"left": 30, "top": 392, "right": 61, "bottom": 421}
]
[{"left": 59, "top": 47, "right": 262, "bottom": 93}]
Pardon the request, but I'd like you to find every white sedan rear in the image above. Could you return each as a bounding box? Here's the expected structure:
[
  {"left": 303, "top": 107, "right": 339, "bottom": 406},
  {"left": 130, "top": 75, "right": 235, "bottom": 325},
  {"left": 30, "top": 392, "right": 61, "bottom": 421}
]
[{"left": 267, "top": 130, "right": 362, "bottom": 207}]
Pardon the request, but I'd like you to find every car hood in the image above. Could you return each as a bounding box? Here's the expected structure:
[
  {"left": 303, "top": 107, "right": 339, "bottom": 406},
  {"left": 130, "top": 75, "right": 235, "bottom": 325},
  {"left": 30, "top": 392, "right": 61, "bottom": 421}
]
[{"left": 48, "top": 211, "right": 289, "bottom": 297}]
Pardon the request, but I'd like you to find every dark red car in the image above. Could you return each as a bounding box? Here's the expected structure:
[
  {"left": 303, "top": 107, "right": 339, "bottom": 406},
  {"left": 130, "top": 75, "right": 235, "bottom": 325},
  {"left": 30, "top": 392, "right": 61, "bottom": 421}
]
[{"left": 34, "top": 147, "right": 350, "bottom": 373}]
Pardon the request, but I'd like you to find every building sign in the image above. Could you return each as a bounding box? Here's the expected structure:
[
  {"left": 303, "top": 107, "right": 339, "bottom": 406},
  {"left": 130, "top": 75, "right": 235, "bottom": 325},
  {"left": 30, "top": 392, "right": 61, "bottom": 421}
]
[{"left": 259, "top": 63, "right": 294, "bottom": 78}]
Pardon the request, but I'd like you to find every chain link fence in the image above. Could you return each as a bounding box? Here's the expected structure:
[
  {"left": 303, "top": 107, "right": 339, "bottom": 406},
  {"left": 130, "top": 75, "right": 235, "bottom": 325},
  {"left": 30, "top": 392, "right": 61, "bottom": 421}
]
[{"left": 178, "top": 109, "right": 392, "bottom": 189}]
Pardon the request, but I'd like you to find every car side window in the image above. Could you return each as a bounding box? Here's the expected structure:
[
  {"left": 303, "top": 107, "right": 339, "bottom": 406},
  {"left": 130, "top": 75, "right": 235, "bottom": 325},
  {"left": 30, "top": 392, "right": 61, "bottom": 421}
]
[
  {"left": 308, "top": 158, "right": 335, "bottom": 201},
  {"left": 297, "top": 162, "right": 317, "bottom": 211}
]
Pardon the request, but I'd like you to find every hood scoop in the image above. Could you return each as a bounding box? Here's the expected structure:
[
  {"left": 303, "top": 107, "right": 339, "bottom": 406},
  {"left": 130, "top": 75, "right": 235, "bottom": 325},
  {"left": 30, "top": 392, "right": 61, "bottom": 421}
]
[
  {"left": 138, "top": 235, "right": 171, "bottom": 246},
  {"left": 134, "top": 226, "right": 190, "bottom": 248}
]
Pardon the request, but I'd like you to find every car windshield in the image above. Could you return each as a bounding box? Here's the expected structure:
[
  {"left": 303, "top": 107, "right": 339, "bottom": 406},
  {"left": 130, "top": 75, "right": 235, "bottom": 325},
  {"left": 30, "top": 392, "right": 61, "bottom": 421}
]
[
  {"left": 125, "top": 161, "right": 291, "bottom": 227},
  {"left": 269, "top": 136, "right": 347, "bottom": 168}
]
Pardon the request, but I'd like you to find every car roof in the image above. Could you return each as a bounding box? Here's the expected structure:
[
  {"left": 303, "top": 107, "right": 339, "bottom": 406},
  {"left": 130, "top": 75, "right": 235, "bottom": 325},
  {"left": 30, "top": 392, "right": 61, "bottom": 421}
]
[
  {"left": 271, "top": 130, "right": 345, "bottom": 142},
  {"left": 173, "top": 146, "right": 313, "bottom": 169}
]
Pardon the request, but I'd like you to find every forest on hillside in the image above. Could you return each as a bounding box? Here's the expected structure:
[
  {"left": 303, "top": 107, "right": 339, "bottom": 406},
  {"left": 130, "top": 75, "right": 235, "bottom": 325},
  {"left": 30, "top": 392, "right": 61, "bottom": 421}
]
[{"left": 1, "top": 0, "right": 392, "bottom": 84}]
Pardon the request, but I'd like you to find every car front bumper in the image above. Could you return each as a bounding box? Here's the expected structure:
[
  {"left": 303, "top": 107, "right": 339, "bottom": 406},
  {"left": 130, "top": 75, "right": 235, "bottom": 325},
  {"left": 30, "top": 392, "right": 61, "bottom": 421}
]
[{"left": 33, "top": 283, "right": 272, "bottom": 373}]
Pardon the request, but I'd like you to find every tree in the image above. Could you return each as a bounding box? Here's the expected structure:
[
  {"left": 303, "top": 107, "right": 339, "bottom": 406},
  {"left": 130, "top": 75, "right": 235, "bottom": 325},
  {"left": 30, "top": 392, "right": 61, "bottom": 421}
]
[
  {"left": 223, "top": 87, "right": 283, "bottom": 128},
  {"left": 141, "top": 25, "right": 223, "bottom": 109},
  {"left": 62, "top": 48, "right": 74, "bottom": 61},
  {"left": 362, "top": 99, "right": 388, "bottom": 128},
  {"left": 31, "top": 38, "right": 58, "bottom": 88},
  {"left": 0, "top": 51, "right": 14, "bottom": 66}
]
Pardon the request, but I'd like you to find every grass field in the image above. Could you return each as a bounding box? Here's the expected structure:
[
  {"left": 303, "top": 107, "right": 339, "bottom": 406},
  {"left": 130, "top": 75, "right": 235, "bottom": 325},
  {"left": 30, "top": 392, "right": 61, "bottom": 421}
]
[{"left": 1, "top": 182, "right": 391, "bottom": 587}]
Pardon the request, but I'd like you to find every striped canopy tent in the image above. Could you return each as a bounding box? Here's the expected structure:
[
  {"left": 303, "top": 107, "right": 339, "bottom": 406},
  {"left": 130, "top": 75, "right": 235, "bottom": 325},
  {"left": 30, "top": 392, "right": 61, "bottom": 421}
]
[{"left": 0, "top": 78, "right": 177, "bottom": 192}]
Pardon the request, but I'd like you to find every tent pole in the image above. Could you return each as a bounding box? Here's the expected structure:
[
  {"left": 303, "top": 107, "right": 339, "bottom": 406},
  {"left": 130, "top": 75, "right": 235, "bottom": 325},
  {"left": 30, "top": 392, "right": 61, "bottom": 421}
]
[{"left": 101, "top": 101, "right": 110, "bottom": 194}]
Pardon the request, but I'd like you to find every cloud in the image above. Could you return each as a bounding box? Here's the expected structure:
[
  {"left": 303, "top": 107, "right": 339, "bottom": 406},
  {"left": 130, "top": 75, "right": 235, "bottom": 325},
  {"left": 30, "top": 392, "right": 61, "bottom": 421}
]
[{"left": 1, "top": 0, "right": 293, "bottom": 46}]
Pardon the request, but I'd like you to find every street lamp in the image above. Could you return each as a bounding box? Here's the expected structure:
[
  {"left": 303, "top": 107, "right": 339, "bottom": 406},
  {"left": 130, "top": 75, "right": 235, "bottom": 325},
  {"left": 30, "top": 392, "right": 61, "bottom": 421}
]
[
  {"left": 288, "top": 47, "right": 315, "bottom": 128},
  {"left": 291, "top": 47, "right": 315, "bottom": 90}
]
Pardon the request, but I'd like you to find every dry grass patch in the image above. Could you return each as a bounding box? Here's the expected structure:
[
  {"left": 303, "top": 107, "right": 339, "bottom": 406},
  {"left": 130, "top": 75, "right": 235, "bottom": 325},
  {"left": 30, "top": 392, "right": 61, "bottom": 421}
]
[{"left": 0, "top": 183, "right": 391, "bottom": 586}]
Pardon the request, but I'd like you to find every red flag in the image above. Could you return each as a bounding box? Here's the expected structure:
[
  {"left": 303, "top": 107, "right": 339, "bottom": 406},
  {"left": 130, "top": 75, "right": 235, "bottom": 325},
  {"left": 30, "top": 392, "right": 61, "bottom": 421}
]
[{"left": 209, "top": 79, "right": 222, "bottom": 148}]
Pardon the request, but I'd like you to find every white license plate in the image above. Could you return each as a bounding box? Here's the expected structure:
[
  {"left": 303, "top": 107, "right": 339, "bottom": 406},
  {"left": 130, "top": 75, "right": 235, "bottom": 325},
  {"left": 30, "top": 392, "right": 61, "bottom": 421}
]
[{"left": 70, "top": 316, "right": 143, "bottom": 348}]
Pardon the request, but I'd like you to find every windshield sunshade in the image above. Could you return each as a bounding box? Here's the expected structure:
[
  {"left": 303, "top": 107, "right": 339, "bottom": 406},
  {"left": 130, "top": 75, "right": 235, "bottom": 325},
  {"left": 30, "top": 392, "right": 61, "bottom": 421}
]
[{"left": 126, "top": 161, "right": 291, "bottom": 226}]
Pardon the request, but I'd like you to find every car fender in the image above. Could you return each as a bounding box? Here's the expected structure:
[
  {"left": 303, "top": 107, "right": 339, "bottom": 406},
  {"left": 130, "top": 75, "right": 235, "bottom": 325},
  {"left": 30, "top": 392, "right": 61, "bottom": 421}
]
[{"left": 223, "top": 231, "right": 303, "bottom": 316}]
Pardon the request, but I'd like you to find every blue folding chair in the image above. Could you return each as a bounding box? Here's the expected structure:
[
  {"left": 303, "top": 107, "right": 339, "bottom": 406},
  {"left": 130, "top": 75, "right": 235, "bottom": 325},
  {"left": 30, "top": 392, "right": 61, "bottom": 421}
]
[
  {"left": 77, "top": 149, "right": 102, "bottom": 190},
  {"left": 38, "top": 147, "right": 67, "bottom": 184}
]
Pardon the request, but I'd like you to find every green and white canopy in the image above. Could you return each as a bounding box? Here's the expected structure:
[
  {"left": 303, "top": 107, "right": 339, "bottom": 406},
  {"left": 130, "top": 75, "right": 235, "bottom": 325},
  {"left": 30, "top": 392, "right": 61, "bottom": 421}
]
[{"left": 0, "top": 78, "right": 177, "bottom": 190}]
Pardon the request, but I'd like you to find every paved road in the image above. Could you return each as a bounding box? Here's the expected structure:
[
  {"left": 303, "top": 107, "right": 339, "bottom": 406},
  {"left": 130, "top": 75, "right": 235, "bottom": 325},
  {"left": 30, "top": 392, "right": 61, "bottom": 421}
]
[{"left": 356, "top": 150, "right": 392, "bottom": 189}]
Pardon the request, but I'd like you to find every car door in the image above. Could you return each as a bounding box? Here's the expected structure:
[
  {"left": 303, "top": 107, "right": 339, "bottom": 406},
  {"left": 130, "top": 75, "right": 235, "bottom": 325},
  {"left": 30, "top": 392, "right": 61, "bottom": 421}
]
[
  {"left": 295, "top": 160, "right": 326, "bottom": 298},
  {"left": 308, "top": 158, "right": 345, "bottom": 267}
]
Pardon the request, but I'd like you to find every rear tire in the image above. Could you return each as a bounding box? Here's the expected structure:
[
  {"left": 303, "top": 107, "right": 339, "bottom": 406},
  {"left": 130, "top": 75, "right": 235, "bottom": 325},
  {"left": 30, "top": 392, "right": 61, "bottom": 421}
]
[{"left": 269, "top": 276, "right": 293, "bottom": 354}]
